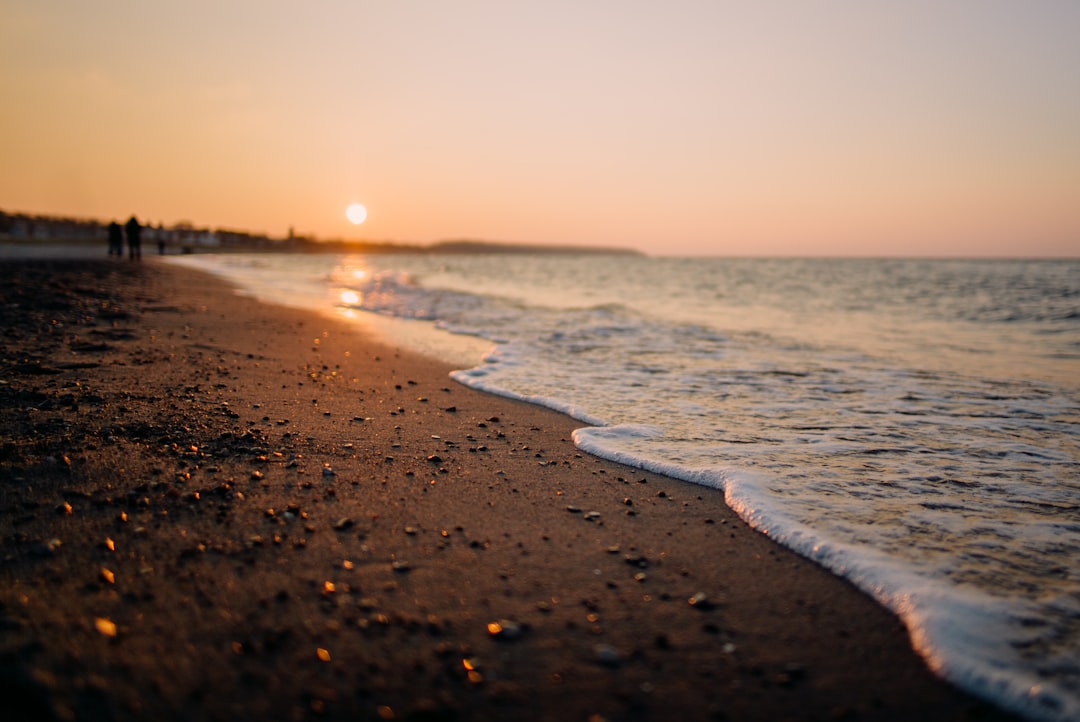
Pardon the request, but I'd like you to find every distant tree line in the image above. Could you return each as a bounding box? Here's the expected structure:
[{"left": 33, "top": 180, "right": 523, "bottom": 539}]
[{"left": 0, "top": 208, "right": 641, "bottom": 256}]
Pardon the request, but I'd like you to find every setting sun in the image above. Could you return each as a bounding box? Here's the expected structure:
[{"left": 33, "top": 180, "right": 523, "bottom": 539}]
[{"left": 345, "top": 203, "right": 367, "bottom": 225}]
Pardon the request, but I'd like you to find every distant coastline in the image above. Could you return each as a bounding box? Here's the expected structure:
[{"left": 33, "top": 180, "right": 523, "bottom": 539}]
[{"left": 0, "top": 208, "right": 641, "bottom": 256}]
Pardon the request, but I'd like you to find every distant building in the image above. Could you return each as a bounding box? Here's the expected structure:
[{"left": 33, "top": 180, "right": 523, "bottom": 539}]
[{"left": 0, "top": 210, "right": 106, "bottom": 243}]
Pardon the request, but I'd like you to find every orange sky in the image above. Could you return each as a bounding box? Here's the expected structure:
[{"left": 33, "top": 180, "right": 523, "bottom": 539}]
[{"left": 2, "top": 1, "right": 1078, "bottom": 256}]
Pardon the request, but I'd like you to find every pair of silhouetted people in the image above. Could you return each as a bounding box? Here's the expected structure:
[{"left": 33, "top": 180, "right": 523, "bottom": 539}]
[{"left": 108, "top": 216, "right": 141, "bottom": 259}]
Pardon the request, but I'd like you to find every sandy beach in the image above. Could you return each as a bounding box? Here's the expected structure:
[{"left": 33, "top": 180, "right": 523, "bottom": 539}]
[{"left": 0, "top": 258, "right": 1017, "bottom": 722}]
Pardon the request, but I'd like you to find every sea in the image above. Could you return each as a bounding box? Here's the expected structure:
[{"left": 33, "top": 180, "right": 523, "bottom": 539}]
[{"left": 166, "top": 252, "right": 1079, "bottom": 722}]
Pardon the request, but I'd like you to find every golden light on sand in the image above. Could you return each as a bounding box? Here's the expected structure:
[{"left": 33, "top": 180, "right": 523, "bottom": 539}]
[
  {"left": 345, "top": 203, "right": 367, "bottom": 224},
  {"left": 340, "top": 290, "right": 360, "bottom": 305}
]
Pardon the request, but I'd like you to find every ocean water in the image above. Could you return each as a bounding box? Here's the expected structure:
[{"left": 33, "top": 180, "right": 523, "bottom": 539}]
[{"left": 170, "top": 252, "right": 1080, "bottom": 721}]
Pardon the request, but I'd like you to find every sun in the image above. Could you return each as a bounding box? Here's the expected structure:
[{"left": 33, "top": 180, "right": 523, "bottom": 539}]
[{"left": 345, "top": 203, "right": 367, "bottom": 225}]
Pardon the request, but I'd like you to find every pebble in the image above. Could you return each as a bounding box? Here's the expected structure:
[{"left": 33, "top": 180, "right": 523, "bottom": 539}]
[
  {"left": 584, "top": 511, "right": 601, "bottom": 521},
  {"left": 594, "top": 644, "right": 620, "bottom": 666},
  {"left": 688, "top": 592, "right": 713, "bottom": 610},
  {"left": 487, "top": 619, "right": 523, "bottom": 640},
  {"left": 462, "top": 657, "right": 484, "bottom": 684}
]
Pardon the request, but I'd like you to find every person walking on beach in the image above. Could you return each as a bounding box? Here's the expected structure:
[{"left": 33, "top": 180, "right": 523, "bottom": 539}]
[
  {"left": 107, "top": 221, "right": 123, "bottom": 257},
  {"left": 125, "top": 215, "right": 142, "bottom": 261}
]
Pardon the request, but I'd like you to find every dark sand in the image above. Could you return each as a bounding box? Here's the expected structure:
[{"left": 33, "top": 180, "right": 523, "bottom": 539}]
[{"left": 0, "top": 259, "right": 1017, "bottom": 722}]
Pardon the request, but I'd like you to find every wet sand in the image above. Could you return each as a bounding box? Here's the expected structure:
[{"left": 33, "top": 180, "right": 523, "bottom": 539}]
[{"left": 0, "top": 259, "right": 1017, "bottom": 721}]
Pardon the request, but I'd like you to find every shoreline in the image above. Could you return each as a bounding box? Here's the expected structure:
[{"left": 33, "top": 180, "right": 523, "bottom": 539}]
[{"left": 0, "top": 258, "right": 1017, "bottom": 721}]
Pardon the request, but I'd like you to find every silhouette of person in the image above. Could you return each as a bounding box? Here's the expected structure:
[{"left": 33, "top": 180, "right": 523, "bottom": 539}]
[
  {"left": 125, "top": 215, "right": 142, "bottom": 261},
  {"left": 107, "top": 221, "right": 123, "bottom": 257}
]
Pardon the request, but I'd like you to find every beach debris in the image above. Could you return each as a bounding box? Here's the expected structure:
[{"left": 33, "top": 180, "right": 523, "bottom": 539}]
[
  {"left": 376, "top": 705, "right": 396, "bottom": 720},
  {"left": 333, "top": 517, "right": 355, "bottom": 531},
  {"left": 250, "top": 470, "right": 264, "bottom": 481},
  {"left": 566, "top": 506, "right": 581, "bottom": 514},
  {"left": 94, "top": 617, "right": 117, "bottom": 637},
  {"left": 634, "top": 572, "right": 647, "bottom": 583},
  {"left": 391, "top": 560, "right": 411, "bottom": 573},
  {"left": 100, "top": 568, "right": 116, "bottom": 585},
  {"left": 624, "top": 553, "right": 648, "bottom": 569},
  {"left": 462, "top": 657, "right": 484, "bottom": 684},
  {"left": 584, "top": 511, "right": 601, "bottom": 522},
  {"left": 322, "top": 464, "right": 335, "bottom": 476},
  {"left": 688, "top": 592, "right": 714, "bottom": 610},
  {"left": 404, "top": 525, "right": 419, "bottom": 536},
  {"left": 316, "top": 647, "right": 331, "bottom": 662},
  {"left": 426, "top": 455, "right": 442, "bottom": 464},
  {"left": 487, "top": 619, "right": 524, "bottom": 640},
  {"left": 593, "top": 643, "right": 621, "bottom": 667}
]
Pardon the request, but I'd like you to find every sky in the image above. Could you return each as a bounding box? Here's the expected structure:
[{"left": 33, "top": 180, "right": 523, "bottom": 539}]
[{"left": 1, "top": 1, "right": 1078, "bottom": 257}]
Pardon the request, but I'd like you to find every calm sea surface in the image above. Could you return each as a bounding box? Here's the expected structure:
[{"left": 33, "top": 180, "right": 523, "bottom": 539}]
[{"left": 170, "top": 253, "right": 1080, "bottom": 722}]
